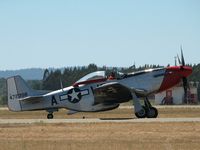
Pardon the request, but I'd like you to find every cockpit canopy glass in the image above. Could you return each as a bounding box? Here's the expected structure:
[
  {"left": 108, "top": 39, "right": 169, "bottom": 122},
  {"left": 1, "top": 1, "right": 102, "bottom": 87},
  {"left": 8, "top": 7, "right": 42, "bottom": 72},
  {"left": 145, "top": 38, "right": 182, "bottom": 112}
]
[{"left": 75, "top": 71, "right": 106, "bottom": 84}]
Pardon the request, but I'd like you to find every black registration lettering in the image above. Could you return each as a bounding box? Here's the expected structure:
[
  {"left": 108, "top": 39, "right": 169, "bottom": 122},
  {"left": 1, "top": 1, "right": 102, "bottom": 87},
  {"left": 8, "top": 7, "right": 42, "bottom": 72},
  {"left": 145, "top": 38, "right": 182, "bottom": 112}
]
[
  {"left": 51, "top": 95, "right": 58, "bottom": 106},
  {"left": 10, "top": 92, "right": 28, "bottom": 100}
]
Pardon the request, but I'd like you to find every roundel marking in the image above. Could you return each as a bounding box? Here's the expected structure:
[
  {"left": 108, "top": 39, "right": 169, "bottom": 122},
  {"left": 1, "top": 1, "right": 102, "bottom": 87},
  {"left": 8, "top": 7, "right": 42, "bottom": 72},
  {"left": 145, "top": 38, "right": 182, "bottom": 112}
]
[{"left": 67, "top": 88, "right": 82, "bottom": 103}]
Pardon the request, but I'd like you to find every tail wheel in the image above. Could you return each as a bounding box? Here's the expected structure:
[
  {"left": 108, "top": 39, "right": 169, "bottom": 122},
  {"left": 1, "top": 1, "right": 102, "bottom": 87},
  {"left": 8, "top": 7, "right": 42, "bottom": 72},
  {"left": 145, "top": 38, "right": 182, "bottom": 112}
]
[
  {"left": 146, "top": 107, "right": 158, "bottom": 118},
  {"left": 135, "top": 106, "right": 146, "bottom": 118},
  {"left": 47, "top": 113, "right": 54, "bottom": 119}
]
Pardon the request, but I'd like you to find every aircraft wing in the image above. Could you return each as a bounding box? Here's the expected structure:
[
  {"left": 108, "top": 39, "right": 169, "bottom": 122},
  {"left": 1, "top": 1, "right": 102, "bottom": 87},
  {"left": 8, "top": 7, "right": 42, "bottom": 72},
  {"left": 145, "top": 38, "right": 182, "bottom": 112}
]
[
  {"left": 93, "top": 82, "right": 132, "bottom": 105},
  {"left": 93, "top": 82, "right": 148, "bottom": 105}
]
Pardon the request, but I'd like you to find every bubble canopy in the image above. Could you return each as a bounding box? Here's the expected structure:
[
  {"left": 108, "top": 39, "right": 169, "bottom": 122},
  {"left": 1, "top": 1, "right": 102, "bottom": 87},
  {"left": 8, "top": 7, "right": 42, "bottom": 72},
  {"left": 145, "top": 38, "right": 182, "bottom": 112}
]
[{"left": 74, "top": 71, "right": 106, "bottom": 86}]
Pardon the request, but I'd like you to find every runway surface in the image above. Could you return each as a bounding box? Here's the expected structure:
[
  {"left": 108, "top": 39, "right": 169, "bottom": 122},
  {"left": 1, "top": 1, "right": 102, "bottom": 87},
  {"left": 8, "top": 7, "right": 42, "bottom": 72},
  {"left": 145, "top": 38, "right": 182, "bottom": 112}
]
[
  {"left": 0, "top": 118, "right": 200, "bottom": 124},
  {"left": 1, "top": 105, "right": 200, "bottom": 111},
  {"left": 1, "top": 105, "right": 200, "bottom": 124},
  {"left": 120, "top": 105, "right": 200, "bottom": 109}
]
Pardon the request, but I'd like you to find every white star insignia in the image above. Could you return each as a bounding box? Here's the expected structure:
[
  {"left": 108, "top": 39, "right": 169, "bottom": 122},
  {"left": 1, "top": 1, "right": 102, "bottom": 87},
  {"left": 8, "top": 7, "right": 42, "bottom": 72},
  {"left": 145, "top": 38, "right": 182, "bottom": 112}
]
[{"left": 69, "top": 89, "right": 80, "bottom": 101}]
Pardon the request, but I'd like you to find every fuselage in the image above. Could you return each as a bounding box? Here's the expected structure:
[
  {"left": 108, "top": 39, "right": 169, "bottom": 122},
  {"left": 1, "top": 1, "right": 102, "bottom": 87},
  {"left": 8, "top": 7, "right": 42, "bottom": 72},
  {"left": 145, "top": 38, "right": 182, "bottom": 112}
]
[{"left": 20, "top": 66, "right": 192, "bottom": 112}]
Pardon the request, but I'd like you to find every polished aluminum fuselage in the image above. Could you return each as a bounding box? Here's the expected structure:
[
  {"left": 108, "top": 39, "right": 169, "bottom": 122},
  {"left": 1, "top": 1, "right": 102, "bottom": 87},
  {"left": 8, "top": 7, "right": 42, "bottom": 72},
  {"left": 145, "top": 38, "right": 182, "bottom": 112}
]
[{"left": 20, "top": 68, "right": 166, "bottom": 112}]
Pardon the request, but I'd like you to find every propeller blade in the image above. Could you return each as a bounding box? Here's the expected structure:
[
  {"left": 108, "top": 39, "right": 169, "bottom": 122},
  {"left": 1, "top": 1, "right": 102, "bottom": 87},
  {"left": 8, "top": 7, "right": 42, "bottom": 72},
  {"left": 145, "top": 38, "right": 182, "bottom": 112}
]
[
  {"left": 177, "top": 54, "right": 181, "bottom": 65},
  {"left": 179, "top": 46, "right": 190, "bottom": 103},
  {"left": 182, "top": 77, "right": 188, "bottom": 103},
  {"left": 181, "top": 46, "right": 185, "bottom": 66},
  {"left": 182, "top": 76, "right": 191, "bottom": 104}
]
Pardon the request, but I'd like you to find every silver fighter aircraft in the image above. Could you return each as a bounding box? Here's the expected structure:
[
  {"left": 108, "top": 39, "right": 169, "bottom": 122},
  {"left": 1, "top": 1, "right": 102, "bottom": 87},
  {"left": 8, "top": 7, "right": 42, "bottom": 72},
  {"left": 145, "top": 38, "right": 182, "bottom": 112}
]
[{"left": 7, "top": 53, "right": 192, "bottom": 119}]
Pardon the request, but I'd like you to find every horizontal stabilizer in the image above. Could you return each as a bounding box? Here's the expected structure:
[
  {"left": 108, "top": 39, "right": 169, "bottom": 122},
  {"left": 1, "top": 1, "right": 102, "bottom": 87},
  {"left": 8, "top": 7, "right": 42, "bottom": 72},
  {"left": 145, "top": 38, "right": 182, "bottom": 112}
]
[{"left": 19, "top": 96, "right": 44, "bottom": 104}]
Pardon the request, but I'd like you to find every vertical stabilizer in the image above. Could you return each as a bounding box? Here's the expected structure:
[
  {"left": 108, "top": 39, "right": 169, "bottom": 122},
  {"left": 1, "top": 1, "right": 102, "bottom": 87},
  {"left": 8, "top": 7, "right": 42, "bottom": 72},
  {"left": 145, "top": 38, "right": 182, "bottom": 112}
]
[{"left": 7, "top": 76, "right": 35, "bottom": 111}]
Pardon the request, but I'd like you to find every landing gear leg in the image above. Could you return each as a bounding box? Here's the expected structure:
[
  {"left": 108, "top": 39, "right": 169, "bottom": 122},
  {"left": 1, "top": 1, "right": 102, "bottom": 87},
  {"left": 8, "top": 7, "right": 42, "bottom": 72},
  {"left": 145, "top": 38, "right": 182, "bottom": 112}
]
[
  {"left": 144, "top": 97, "right": 158, "bottom": 118},
  {"left": 132, "top": 92, "right": 146, "bottom": 118}
]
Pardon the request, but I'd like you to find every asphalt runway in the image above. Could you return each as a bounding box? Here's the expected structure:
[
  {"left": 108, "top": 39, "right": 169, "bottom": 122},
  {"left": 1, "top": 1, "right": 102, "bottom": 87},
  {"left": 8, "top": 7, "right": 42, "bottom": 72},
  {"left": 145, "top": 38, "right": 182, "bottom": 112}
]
[
  {"left": 1, "top": 105, "right": 200, "bottom": 111},
  {"left": 0, "top": 118, "right": 200, "bottom": 124},
  {"left": 120, "top": 105, "right": 200, "bottom": 109},
  {"left": 1, "top": 105, "right": 200, "bottom": 124}
]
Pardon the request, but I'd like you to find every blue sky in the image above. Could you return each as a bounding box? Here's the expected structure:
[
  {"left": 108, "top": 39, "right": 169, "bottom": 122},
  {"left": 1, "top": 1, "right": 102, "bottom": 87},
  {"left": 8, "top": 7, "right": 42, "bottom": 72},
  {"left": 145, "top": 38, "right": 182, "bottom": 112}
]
[{"left": 0, "top": 0, "right": 199, "bottom": 70}]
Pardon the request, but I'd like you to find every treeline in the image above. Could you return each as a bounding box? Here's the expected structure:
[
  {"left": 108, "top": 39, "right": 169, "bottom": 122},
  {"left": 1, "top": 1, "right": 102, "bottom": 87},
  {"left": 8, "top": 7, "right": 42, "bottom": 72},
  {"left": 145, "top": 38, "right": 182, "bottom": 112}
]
[
  {"left": 0, "top": 68, "right": 44, "bottom": 80},
  {"left": 0, "top": 63, "right": 200, "bottom": 105},
  {"left": 188, "top": 64, "right": 200, "bottom": 82},
  {"left": 0, "top": 78, "right": 6, "bottom": 105}
]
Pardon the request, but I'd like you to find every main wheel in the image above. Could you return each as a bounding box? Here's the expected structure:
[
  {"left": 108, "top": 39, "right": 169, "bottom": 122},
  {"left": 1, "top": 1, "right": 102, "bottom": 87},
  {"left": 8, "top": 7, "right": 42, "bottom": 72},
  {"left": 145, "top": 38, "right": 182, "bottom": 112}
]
[
  {"left": 47, "top": 113, "right": 54, "bottom": 119},
  {"left": 146, "top": 107, "right": 158, "bottom": 118},
  {"left": 135, "top": 106, "right": 146, "bottom": 118}
]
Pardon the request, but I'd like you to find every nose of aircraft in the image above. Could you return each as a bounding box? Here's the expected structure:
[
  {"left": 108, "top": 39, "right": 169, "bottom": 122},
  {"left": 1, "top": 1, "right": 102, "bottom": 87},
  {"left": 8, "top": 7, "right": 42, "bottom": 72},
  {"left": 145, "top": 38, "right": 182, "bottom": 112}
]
[
  {"left": 159, "top": 50, "right": 192, "bottom": 93},
  {"left": 158, "top": 65, "right": 192, "bottom": 92},
  {"left": 166, "top": 66, "right": 192, "bottom": 77}
]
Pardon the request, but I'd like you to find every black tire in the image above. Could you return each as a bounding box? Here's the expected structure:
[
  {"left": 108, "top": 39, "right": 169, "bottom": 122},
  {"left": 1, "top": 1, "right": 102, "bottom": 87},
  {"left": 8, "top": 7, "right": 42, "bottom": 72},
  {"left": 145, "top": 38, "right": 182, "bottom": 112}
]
[
  {"left": 135, "top": 106, "right": 146, "bottom": 118},
  {"left": 47, "top": 113, "right": 54, "bottom": 119},
  {"left": 146, "top": 107, "right": 158, "bottom": 118}
]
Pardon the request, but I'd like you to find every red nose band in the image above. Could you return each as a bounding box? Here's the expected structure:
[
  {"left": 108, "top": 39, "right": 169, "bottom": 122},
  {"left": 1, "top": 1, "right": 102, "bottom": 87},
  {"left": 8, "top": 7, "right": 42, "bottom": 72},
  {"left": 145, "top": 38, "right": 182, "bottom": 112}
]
[{"left": 158, "top": 66, "right": 192, "bottom": 92}]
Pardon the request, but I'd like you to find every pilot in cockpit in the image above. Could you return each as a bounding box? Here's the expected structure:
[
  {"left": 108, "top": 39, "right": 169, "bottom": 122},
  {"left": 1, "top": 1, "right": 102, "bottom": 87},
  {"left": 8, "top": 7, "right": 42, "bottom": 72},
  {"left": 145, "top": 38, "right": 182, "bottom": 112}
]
[{"left": 108, "top": 72, "right": 116, "bottom": 80}]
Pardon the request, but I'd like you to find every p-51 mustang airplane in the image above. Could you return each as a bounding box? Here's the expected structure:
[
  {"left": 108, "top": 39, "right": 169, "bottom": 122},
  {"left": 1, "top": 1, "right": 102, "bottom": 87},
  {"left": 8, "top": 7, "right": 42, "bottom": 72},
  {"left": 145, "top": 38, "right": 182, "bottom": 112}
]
[{"left": 7, "top": 51, "right": 192, "bottom": 119}]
